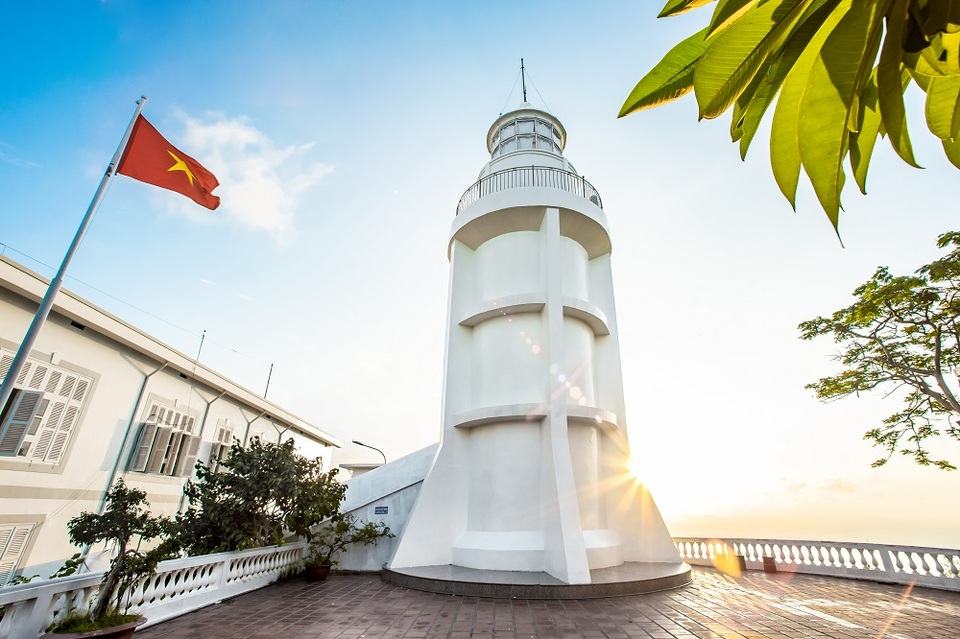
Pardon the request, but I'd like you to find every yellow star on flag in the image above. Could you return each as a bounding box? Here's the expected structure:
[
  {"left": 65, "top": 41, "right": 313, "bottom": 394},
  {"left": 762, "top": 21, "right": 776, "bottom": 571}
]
[{"left": 166, "top": 150, "right": 196, "bottom": 186}]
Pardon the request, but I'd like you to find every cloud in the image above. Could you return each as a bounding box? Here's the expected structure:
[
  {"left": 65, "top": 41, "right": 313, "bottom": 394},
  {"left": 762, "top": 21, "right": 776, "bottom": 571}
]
[
  {"left": 821, "top": 478, "right": 857, "bottom": 494},
  {"left": 780, "top": 478, "right": 809, "bottom": 495},
  {"left": 0, "top": 143, "right": 38, "bottom": 169},
  {"left": 171, "top": 112, "right": 333, "bottom": 239}
]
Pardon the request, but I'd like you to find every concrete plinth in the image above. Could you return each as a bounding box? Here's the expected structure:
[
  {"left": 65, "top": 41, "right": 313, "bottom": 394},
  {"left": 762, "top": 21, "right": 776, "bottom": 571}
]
[{"left": 383, "top": 562, "right": 692, "bottom": 599}]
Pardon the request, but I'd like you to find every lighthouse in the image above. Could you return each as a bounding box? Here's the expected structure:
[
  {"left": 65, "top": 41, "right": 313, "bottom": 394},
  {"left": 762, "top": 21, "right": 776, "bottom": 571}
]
[{"left": 386, "top": 92, "right": 690, "bottom": 594}]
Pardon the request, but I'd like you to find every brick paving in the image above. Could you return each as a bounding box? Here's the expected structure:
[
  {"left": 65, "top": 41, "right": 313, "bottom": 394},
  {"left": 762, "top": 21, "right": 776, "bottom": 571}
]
[{"left": 138, "top": 567, "right": 960, "bottom": 639}]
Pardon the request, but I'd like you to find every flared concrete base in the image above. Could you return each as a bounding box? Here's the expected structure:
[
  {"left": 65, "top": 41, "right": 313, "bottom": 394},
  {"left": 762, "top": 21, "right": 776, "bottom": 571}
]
[{"left": 382, "top": 562, "right": 692, "bottom": 599}]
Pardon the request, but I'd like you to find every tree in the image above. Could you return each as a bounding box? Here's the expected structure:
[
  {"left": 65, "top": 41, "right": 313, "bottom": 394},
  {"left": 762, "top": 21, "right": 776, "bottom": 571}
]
[
  {"left": 177, "top": 437, "right": 342, "bottom": 555},
  {"left": 305, "top": 515, "right": 392, "bottom": 568},
  {"left": 620, "top": 0, "right": 960, "bottom": 234},
  {"left": 64, "top": 480, "right": 178, "bottom": 625},
  {"left": 800, "top": 230, "right": 960, "bottom": 469},
  {"left": 286, "top": 457, "right": 346, "bottom": 544}
]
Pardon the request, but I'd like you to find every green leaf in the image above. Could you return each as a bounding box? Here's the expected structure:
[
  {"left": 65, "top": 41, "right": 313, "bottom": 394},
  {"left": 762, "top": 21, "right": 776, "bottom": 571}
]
[
  {"left": 798, "top": 0, "right": 888, "bottom": 229},
  {"left": 619, "top": 28, "right": 710, "bottom": 117},
  {"left": 736, "top": 0, "right": 838, "bottom": 159},
  {"left": 924, "top": 75, "right": 960, "bottom": 140},
  {"left": 695, "top": 0, "right": 812, "bottom": 120},
  {"left": 878, "top": 0, "right": 921, "bottom": 167},
  {"left": 850, "top": 69, "right": 882, "bottom": 193},
  {"left": 659, "top": 0, "right": 716, "bottom": 18},
  {"left": 708, "top": 0, "right": 757, "bottom": 35},
  {"left": 770, "top": 1, "right": 849, "bottom": 208},
  {"left": 944, "top": 137, "right": 960, "bottom": 169}
]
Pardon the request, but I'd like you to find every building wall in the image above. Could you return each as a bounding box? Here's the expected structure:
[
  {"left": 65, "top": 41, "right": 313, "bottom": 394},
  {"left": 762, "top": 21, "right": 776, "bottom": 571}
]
[
  {"left": 336, "top": 444, "right": 437, "bottom": 572},
  {"left": 0, "top": 285, "right": 333, "bottom": 583}
]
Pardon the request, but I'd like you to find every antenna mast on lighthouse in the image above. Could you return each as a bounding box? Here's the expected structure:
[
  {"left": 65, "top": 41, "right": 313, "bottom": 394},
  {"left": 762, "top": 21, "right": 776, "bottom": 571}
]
[{"left": 520, "top": 58, "right": 528, "bottom": 102}]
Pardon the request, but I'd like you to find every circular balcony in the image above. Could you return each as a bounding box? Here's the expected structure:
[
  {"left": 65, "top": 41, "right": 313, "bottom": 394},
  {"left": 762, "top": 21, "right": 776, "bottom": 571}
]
[{"left": 456, "top": 166, "right": 603, "bottom": 216}]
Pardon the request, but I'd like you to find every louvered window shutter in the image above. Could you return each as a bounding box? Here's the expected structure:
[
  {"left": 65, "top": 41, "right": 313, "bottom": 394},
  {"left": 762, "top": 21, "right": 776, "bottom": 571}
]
[
  {"left": 0, "top": 354, "right": 12, "bottom": 381},
  {"left": 175, "top": 436, "right": 202, "bottom": 477},
  {"left": 44, "top": 370, "right": 61, "bottom": 393},
  {"left": 31, "top": 401, "right": 64, "bottom": 461},
  {"left": 128, "top": 423, "right": 159, "bottom": 472},
  {"left": 24, "top": 399, "right": 50, "bottom": 455},
  {"left": 145, "top": 427, "right": 173, "bottom": 473},
  {"left": 0, "top": 524, "right": 33, "bottom": 587},
  {"left": 28, "top": 365, "right": 48, "bottom": 390},
  {"left": 161, "top": 431, "right": 184, "bottom": 475},
  {"left": 45, "top": 405, "right": 78, "bottom": 464},
  {"left": 15, "top": 362, "right": 32, "bottom": 385},
  {"left": 58, "top": 375, "right": 77, "bottom": 400},
  {"left": 208, "top": 443, "right": 223, "bottom": 472},
  {"left": 0, "top": 390, "right": 44, "bottom": 456}
]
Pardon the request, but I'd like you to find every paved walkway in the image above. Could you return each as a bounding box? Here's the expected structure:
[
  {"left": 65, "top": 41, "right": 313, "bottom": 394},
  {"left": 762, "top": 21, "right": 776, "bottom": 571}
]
[{"left": 138, "top": 568, "right": 960, "bottom": 639}]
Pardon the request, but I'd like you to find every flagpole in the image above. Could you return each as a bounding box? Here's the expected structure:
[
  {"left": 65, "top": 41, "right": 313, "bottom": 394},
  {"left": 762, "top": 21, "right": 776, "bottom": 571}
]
[{"left": 0, "top": 96, "right": 148, "bottom": 417}]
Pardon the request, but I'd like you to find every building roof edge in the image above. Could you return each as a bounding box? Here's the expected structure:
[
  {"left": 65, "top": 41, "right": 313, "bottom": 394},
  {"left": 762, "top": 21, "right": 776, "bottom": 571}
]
[{"left": 0, "top": 255, "right": 342, "bottom": 448}]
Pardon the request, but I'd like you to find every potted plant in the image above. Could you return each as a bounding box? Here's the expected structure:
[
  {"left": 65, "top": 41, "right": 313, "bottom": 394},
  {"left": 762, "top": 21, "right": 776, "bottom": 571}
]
[
  {"left": 43, "top": 480, "right": 179, "bottom": 638},
  {"left": 304, "top": 515, "right": 393, "bottom": 582}
]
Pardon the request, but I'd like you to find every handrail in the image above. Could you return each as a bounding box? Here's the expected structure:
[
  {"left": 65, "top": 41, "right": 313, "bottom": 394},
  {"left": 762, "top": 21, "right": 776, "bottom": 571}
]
[
  {"left": 0, "top": 542, "right": 306, "bottom": 639},
  {"left": 675, "top": 536, "right": 960, "bottom": 592},
  {"left": 456, "top": 166, "right": 603, "bottom": 215}
]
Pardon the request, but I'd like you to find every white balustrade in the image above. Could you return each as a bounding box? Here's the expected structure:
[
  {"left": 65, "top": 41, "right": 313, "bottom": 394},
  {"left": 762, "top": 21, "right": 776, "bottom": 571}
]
[
  {"left": 4, "top": 536, "right": 955, "bottom": 638},
  {"left": 0, "top": 542, "right": 306, "bottom": 639},
  {"left": 674, "top": 537, "right": 960, "bottom": 592}
]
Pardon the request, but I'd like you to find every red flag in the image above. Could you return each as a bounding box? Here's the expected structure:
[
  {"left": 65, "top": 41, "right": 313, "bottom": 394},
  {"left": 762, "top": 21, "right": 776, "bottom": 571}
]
[{"left": 117, "top": 115, "right": 221, "bottom": 210}]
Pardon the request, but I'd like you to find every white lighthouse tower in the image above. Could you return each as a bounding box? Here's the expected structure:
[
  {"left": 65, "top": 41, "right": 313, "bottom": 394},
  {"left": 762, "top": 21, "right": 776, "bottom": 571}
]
[{"left": 386, "top": 91, "right": 689, "bottom": 594}]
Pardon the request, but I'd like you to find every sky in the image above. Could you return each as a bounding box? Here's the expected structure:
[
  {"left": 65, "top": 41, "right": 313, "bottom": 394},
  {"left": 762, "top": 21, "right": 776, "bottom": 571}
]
[{"left": 2, "top": 1, "right": 958, "bottom": 548}]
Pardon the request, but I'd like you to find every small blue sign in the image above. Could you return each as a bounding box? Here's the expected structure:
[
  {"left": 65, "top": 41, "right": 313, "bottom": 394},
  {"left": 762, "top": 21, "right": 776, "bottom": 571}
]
[{"left": 374, "top": 506, "right": 389, "bottom": 515}]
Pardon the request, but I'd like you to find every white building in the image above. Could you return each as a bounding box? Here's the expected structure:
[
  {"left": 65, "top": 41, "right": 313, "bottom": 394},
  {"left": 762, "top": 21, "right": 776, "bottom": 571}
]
[
  {"left": 383, "top": 103, "right": 686, "bottom": 590},
  {"left": 0, "top": 256, "right": 340, "bottom": 585}
]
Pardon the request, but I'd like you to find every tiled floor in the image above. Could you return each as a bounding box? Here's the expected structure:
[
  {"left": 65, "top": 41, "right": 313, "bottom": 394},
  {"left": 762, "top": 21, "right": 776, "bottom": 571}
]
[{"left": 137, "top": 568, "right": 960, "bottom": 639}]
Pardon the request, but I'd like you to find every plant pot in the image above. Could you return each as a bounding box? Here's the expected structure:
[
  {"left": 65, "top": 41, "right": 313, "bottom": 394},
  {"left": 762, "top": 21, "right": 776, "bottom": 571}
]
[
  {"left": 42, "top": 615, "right": 146, "bottom": 639},
  {"left": 305, "top": 563, "right": 331, "bottom": 582}
]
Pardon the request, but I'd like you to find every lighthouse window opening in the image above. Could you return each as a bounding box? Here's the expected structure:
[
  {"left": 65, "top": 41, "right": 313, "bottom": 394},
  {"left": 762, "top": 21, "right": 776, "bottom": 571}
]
[{"left": 492, "top": 116, "right": 562, "bottom": 158}]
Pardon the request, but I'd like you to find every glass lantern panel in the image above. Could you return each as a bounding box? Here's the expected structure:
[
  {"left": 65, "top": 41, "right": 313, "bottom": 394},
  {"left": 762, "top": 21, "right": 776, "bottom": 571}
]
[
  {"left": 517, "top": 119, "right": 534, "bottom": 134},
  {"left": 500, "top": 123, "right": 515, "bottom": 138}
]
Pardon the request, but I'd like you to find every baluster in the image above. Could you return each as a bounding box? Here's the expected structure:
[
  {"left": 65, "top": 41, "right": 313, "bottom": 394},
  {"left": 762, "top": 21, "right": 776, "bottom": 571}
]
[
  {"left": 936, "top": 553, "right": 956, "bottom": 579},
  {"left": 910, "top": 552, "right": 927, "bottom": 575},
  {"left": 815, "top": 546, "right": 827, "bottom": 566},
  {"left": 839, "top": 547, "right": 851, "bottom": 568}
]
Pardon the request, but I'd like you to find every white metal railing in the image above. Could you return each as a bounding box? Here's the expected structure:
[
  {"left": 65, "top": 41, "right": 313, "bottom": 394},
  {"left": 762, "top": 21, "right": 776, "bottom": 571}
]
[
  {"left": 456, "top": 166, "right": 603, "bottom": 215},
  {"left": 675, "top": 537, "right": 960, "bottom": 592},
  {"left": 0, "top": 542, "right": 305, "bottom": 639}
]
